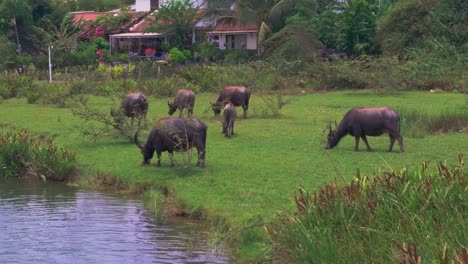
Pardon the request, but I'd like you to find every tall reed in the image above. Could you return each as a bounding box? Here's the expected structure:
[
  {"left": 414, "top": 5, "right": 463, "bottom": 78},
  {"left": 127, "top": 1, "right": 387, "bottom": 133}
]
[
  {"left": 268, "top": 155, "right": 467, "bottom": 263},
  {"left": 397, "top": 107, "right": 468, "bottom": 137},
  {"left": 0, "top": 125, "right": 75, "bottom": 181}
]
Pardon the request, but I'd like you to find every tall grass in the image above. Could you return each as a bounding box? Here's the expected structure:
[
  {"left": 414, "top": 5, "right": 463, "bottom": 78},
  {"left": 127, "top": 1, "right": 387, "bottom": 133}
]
[
  {"left": 268, "top": 155, "right": 467, "bottom": 263},
  {"left": 398, "top": 107, "right": 468, "bottom": 138},
  {"left": 0, "top": 125, "right": 76, "bottom": 181}
]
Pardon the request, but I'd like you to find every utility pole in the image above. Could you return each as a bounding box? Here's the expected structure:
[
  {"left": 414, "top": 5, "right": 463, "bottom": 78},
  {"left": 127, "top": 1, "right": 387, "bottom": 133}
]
[{"left": 48, "top": 44, "right": 53, "bottom": 83}]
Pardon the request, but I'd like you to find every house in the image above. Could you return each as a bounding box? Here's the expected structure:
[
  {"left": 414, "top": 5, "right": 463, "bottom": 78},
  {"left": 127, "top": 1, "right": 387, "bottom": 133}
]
[
  {"left": 109, "top": 14, "right": 165, "bottom": 56},
  {"left": 206, "top": 16, "right": 258, "bottom": 51},
  {"left": 192, "top": 4, "right": 258, "bottom": 53},
  {"left": 109, "top": 0, "right": 206, "bottom": 55}
]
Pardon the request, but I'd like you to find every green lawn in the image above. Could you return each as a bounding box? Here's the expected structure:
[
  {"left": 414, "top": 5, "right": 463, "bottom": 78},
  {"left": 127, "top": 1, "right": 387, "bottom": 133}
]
[{"left": 1, "top": 90, "right": 466, "bottom": 261}]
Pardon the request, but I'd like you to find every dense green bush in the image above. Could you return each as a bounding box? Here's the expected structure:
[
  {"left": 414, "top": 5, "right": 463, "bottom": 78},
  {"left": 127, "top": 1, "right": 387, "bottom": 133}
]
[
  {"left": 0, "top": 126, "right": 76, "bottom": 181},
  {"left": 268, "top": 156, "right": 467, "bottom": 263},
  {"left": 376, "top": 0, "right": 467, "bottom": 56},
  {"left": 0, "top": 75, "right": 33, "bottom": 99},
  {"left": 168, "top": 47, "right": 187, "bottom": 64},
  {"left": 141, "top": 77, "right": 188, "bottom": 97}
]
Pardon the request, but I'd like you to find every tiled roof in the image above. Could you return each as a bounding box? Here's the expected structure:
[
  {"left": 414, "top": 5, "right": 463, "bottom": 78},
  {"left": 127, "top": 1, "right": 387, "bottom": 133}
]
[
  {"left": 129, "top": 17, "right": 154, "bottom": 32},
  {"left": 72, "top": 12, "right": 105, "bottom": 23},
  {"left": 211, "top": 21, "right": 258, "bottom": 33},
  {"left": 72, "top": 11, "right": 145, "bottom": 25}
]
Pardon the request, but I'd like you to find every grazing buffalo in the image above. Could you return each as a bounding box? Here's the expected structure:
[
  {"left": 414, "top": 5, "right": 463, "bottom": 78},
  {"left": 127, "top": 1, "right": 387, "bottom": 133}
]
[
  {"left": 325, "top": 107, "right": 404, "bottom": 152},
  {"left": 168, "top": 89, "right": 195, "bottom": 117},
  {"left": 222, "top": 102, "right": 237, "bottom": 138},
  {"left": 135, "top": 117, "right": 207, "bottom": 168},
  {"left": 211, "top": 86, "right": 251, "bottom": 119},
  {"left": 121, "top": 92, "right": 148, "bottom": 118}
]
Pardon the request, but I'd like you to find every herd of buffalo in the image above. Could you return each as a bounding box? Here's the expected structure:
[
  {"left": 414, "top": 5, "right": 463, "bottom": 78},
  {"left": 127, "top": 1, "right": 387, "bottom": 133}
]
[{"left": 122, "top": 86, "right": 404, "bottom": 168}]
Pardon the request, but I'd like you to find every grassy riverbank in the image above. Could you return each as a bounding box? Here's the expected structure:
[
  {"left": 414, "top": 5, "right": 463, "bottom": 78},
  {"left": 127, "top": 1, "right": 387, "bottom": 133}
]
[{"left": 0, "top": 90, "right": 466, "bottom": 262}]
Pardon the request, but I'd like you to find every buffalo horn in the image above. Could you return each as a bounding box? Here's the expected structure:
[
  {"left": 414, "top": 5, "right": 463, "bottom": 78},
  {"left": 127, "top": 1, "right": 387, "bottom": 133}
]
[
  {"left": 134, "top": 131, "right": 143, "bottom": 149},
  {"left": 334, "top": 120, "right": 337, "bottom": 128},
  {"left": 328, "top": 122, "right": 332, "bottom": 133}
]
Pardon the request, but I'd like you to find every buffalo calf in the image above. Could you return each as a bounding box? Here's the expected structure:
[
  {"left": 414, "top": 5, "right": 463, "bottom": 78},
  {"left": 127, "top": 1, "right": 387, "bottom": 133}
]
[
  {"left": 211, "top": 86, "right": 250, "bottom": 119},
  {"left": 222, "top": 102, "right": 237, "bottom": 138},
  {"left": 122, "top": 92, "right": 148, "bottom": 118},
  {"left": 168, "top": 89, "right": 195, "bottom": 117}
]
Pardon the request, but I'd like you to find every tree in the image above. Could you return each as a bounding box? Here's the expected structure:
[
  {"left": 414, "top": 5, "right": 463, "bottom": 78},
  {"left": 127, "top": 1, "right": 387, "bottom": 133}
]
[
  {"left": 0, "top": 0, "right": 32, "bottom": 52},
  {"left": 41, "top": 14, "right": 83, "bottom": 67},
  {"left": 234, "top": 0, "right": 321, "bottom": 58},
  {"left": 146, "top": 0, "right": 200, "bottom": 48}
]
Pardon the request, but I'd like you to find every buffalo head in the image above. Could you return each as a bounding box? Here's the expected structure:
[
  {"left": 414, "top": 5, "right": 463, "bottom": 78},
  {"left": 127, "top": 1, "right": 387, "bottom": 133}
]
[
  {"left": 168, "top": 101, "right": 177, "bottom": 116},
  {"left": 134, "top": 131, "right": 153, "bottom": 164},
  {"left": 325, "top": 123, "right": 339, "bottom": 149},
  {"left": 211, "top": 102, "right": 222, "bottom": 116}
]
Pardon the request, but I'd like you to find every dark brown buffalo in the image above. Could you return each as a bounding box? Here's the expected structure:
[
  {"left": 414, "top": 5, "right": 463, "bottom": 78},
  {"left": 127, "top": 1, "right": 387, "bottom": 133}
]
[
  {"left": 168, "top": 89, "right": 195, "bottom": 117},
  {"left": 211, "top": 86, "right": 251, "bottom": 119},
  {"left": 121, "top": 92, "right": 148, "bottom": 118},
  {"left": 135, "top": 117, "right": 207, "bottom": 168},
  {"left": 326, "top": 107, "right": 404, "bottom": 152},
  {"left": 222, "top": 102, "right": 237, "bottom": 138}
]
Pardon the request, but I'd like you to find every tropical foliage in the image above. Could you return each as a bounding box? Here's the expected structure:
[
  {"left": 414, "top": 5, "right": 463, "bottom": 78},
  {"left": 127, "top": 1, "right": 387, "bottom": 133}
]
[{"left": 146, "top": 0, "right": 200, "bottom": 48}]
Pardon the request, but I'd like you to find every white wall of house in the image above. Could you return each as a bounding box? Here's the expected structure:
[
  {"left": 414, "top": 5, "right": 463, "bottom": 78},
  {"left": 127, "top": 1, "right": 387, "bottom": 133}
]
[
  {"left": 210, "top": 33, "right": 257, "bottom": 50},
  {"left": 246, "top": 32, "right": 257, "bottom": 50},
  {"left": 135, "top": 0, "right": 151, "bottom": 11}
]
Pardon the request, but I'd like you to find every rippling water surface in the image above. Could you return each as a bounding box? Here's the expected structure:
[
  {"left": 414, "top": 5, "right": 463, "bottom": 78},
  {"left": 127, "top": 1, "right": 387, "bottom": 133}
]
[{"left": 0, "top": 180, "right": 228, "bottom": 263}]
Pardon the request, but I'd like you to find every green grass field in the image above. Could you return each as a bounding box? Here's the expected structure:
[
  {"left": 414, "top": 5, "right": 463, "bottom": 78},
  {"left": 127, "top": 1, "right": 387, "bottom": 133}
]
[{"left": 1, "top": 90, "right": 466, "bottom": 261}]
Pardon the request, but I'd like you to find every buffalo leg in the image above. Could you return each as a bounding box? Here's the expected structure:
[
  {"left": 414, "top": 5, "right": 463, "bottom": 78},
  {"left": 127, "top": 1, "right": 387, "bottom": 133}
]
[
  {"left": 156, "top": 151, "right": 162, "bottom": 167},
  {"left": 196, "top": 147, "right": 205, "bottom": 168},
  {"left": 354, "top": 135, "right": 360, "bottom": 151},
  {"left": 242, "top": 105, "right": 247, "bottom": 119},
  {"left": 222, "top": 121, "right": 227, "bottom": 136},
  {"left": 168, "top": 151, "right": 175, "bottom": 167},
  {"left": 388, "top": 135, "right": 396, "bottom": 152},
  {"left": 396, "top": 135, "right": 404, "bottom": 152},
  {"left": 361, "top": 135, "right": 372, "bottom": 151}
]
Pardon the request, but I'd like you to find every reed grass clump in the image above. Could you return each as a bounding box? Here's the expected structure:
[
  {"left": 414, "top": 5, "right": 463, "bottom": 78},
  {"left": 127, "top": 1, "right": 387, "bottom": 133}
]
[
  {"left": 397, "top": 107, "right": 468, "bottom": 137},
  {"left": 268, "top": 155, "right": 467, "bottom": 263},
  {"left": 0, "top": 125, "right": 75, "bottom": 181}
]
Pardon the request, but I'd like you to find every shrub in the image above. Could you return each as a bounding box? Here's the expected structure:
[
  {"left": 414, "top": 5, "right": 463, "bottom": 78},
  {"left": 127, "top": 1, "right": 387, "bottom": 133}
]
[
  {"left": 194, "top": 42, "right": 224, "bottom": 61},
  {"left": 142, "top": 77, "right": 188, "bottom": 97},
  {"left": 177, "top": 65, "right": 220, "bottom": 92},
  {"left": 0, "top": 125, "right": 76, "bottom": 181},
  {"left": 0, "top": 75, "right": 33, "bottom": 99},
  {"left": 35, "top": 82, "right": 72, "bottom": 107},
  {"left": 223, "top": 50, "right": 251, "bottom": 64},
  {"left": 268, "top": 155, "right": 467, "bottom": 263},
  {"left": 168, "top": 47, "right": 187, "bottom": 64}
]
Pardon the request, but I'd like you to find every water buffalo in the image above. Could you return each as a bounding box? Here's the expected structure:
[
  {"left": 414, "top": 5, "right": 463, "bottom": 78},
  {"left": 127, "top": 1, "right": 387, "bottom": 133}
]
[
  {"left": 222, "top": 102, "right": 237, "bottom": 138},
  {"left": 168, "top": 89, "right": 195, "bottom": 117},
  {"left": 134, "top": 117, "right": 207, "bottom": 168},
  {"left": 325, "top": 107, "right": 404, "bottom": 152},
  {"left": 121, "top": 92, "right": 148, "bottom": 118},
  {"left": 211, "top": 86, "right": 251, "bottom": 119}
]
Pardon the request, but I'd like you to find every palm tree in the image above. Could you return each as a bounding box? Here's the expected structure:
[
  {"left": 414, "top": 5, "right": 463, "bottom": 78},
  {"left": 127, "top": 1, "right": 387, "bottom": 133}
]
[
  {"left": 0, "top": 0, "right": 32, "bottom": 52},
  {"left": 236, "top": 0, "right": 317, "bottom": 55}
]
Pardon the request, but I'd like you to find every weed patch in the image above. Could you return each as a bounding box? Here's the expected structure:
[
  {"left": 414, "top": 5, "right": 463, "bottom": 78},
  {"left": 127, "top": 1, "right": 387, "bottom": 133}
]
[
  {"left": 0, "top": 124, "right": 75, "bottom": 181},
  {"left": 268, "top": 155, "right": 467, "bottom": 263}
]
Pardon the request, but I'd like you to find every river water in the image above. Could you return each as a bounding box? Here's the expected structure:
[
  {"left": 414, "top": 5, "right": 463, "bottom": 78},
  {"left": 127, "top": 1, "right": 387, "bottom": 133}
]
[{"left": 0, "top": 180, "right": 229, "bottom": 264}]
